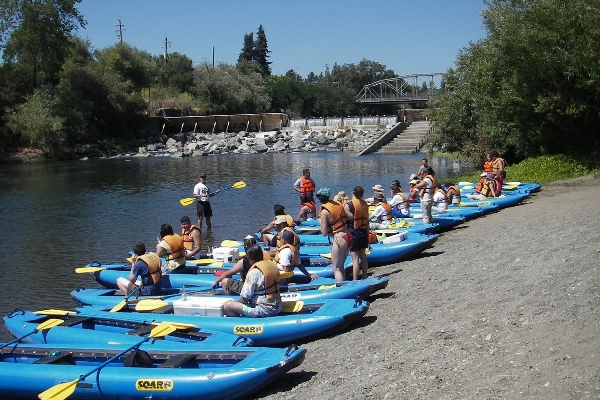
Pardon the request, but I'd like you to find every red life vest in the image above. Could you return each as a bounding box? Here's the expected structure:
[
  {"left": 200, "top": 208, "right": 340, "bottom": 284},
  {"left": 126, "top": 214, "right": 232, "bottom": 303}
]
[{"left": 299, "top": 175, "right": 315, "bottom": 196}]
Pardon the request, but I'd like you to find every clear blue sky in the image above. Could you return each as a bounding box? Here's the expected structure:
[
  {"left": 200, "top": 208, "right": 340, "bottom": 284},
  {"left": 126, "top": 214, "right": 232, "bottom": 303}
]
[{"left": 76, "top": 0, "right": 488, "bottom": 78}]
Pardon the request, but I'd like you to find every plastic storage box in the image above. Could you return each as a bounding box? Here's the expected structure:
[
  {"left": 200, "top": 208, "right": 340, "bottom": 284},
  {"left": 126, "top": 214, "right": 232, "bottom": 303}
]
[
  {"left": 172, "top": 296, "right": 232, "bottom": 317},
  {"left": 212, "top": 247, "right": 240, "bottom": 263}
]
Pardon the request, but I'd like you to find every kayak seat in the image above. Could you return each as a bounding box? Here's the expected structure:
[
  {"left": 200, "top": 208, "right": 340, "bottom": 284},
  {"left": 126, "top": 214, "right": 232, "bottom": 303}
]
[
  {"left": 126, "top": 325, "right": 154, "bottom": 336},
  {"left": 160, "top": 354, "right": 196, "bottom": 368},
  {"left": 61, "top": 316, "right": 93, "bottom": 327},
  {"left": 34, "top": 351, "right": 74, "bottom": 365}
]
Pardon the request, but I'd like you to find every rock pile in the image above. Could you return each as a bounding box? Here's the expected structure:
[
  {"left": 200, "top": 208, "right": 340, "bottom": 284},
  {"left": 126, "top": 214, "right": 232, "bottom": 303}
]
[{"left": 77, "top": 127, "right": 389, "bottom": 159}]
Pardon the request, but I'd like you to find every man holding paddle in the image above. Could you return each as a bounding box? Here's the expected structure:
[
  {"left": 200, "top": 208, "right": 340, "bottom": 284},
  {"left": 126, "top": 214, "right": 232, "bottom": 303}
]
[
  {"left": 193, "top": 172, "right": 220, "bottom": 230},
  {"left": 117, "top": 242, "right": 162, "bottom": 296}
]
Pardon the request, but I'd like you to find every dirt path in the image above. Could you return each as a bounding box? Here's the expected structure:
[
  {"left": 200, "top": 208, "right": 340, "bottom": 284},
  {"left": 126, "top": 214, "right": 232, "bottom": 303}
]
[{"left": 256, "top": 176, "right": 600, "bottom": 399}]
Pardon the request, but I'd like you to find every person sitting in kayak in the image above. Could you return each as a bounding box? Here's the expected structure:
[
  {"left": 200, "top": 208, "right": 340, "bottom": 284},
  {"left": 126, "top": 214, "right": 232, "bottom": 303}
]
[
  {"left": 369, "top": 193, "right": 392, "bottom": 229},
  {"left": 389, "top": 181, "right": 411, "bottom": 218},
  {"left": 432, "top": 186, "right": 448, "bottom": 213},
  {"left": 180, "top": 215, "right": 202, "bottom": 260},
  {"left": 156, "top": 223, "right": 186, "bottom": 273},
  {"left": 295, "top": 194, "right": 316, "bottom": 225},
  {"left": 117, "top": 242, "right": 161, "bottom": 296},
  {"left": 407, "top": 176, "right": 421, "bottom": 203},
  {"left": 260, "top": 204, "right": 294, "bottom": 246},
  {"left": 467, "top": 173, "right": 498, "bottom": 200},
  {"left": 213, "top": 236, "right": 270, "bottom": 295},
  {"left": 444, "top": 182, "right": 462, "bottom": 205},
  {"left": 275, "top": 230, "right": 318, "bottom": 282},
  {"left": 264, "top": 217, "right": 300, "bottom": 260},
  {"left": 223, "top": 244, "right": 283, "bottom": 318}
]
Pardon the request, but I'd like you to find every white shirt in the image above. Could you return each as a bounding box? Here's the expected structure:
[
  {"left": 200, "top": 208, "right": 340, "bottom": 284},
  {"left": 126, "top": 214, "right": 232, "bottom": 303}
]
[
  {"left": 193, "top": 182, "right": 210, "bottom": 201},
  {"left": 432, "top": 191, "right": 448, "bottom": 212},
  {"left": 370, "top": 204, "right": 390, "bottom": 224},
  {"left": 421, "top": 177, "right": 434, "bottom": 201},
  {"left": 276, "top": 247, "right": 294, "bottom": 270},
  {"left": 389, "top": 193, "right": 409, "bottom": 216}
]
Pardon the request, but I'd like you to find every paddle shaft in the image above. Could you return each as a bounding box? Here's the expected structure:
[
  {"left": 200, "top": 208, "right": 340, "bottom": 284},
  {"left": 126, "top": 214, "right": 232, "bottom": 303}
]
[{"left": 0, "top": 329, "right": 37, "bottom": 349}]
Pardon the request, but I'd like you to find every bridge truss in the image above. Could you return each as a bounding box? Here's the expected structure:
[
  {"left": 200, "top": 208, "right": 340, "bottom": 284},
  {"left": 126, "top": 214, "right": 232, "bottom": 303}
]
[{"left": 356, "top": 73, "right": 446, "bottom": 104}]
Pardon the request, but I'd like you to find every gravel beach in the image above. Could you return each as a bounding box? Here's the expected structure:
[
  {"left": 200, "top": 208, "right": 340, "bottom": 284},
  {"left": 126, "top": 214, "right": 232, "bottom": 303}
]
[{"left": 254, "top": 176, "right": 600, "bottom": 399}]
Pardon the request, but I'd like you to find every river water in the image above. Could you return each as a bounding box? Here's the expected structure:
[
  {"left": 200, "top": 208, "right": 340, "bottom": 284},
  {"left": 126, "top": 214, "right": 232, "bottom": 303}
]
[{"left": 0, "top": 151, "right": 472, "bottom": 341}]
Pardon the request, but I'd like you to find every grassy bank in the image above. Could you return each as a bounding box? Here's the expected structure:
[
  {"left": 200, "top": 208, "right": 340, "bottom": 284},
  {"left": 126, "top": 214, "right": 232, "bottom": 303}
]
[{"left": 450, "top": 154, "right": 596, "bottom": 185}]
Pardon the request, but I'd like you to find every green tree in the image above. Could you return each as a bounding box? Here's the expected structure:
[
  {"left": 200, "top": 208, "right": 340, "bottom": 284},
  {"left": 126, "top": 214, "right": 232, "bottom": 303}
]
[
  {"left": 255, "top": 25, "right": 271, "bottom": 76},
  {"left": 237, "top": 32, "right": 255, "bottom": 64},
  {"left": 1, "top": 0, "right": 86, "bottom": 91},
  {"left": 429, "top": 0, "right": 600, "bottom": 164},
  {"left": 193, "top": 62, "right": 270, "bottom": 114}
]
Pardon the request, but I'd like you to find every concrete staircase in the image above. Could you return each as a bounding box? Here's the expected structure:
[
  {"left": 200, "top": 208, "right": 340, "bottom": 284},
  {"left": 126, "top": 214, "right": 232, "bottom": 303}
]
[{"left": 377, "top": 120, "right": 431, "bottom": 155}]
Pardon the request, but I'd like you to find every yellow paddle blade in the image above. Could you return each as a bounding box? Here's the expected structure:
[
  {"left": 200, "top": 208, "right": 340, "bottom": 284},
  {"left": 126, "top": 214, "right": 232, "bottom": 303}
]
[
  {"left": 231, "top": 181, "right": 246, "bottom": 189},
  {"left": 74, "top": 267, "right": 105, "bottom": 273},
  {"left": 317, "top": 284, "right": 337, "bottom": 290},
  {"left": 319, "top": 253, "right": 332, "bottom": 259},
  {"left": 126, "top": 257, "right": 132, "bottom": 263},
  {"left": 221, "top": 240, "right": 242, "bottom": 247},
  {"left": 39, "top": 378, "right": 80, "bottom": 400},
  {"left": 37, "top": 318, "right": 64, "bottom": 331},
  {"left": 35, "top": 309, "right": 76, "bottom": 316},
  {"left": 188, "top": 258, "right": 216, "bottom": 265},
  {"left": 151, "top": 321, "right": 197, "bottom": 330},
  {"left": 462, "top": 185, "right": 474, "bottom": 190},
  {"left": 282, "top": 300, "right": 304, "bottom": 313},
  {"left": 239, "top": 251, "right": 246, "bottom": 257},
  {"left": 109, "top": 300, "right": 127, "bottom": 313},
  {"left": 134, "top": 299, "right": 169, "bottom": 312},
  {"left": 179, "top": 197, "right": 196, "bottom": 206},
  {"left": 149, "top": 323, "right": 177, "bottom": 338},
  {"left": 502, "top": 184, "right": 518, "bottom": 191},
  {"left": 210, "top": 261, "right": 224, "bottom": 267},
  {"left": 506, "top": 181, "right": 521, "bottom": 186},
  {"left": 374, "top": 229, "right": 402, "bottom": 235},
  {"left": 279, "top": 271, "right": 294, "bottom": 279},
  {"left": 297, "top": 227, "right": 320, "bottom": 232}
]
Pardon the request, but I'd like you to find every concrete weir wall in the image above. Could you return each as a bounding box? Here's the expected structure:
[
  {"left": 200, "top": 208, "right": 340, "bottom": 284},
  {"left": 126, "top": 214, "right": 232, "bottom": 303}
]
[
  {"left": 147, "top": 113, "right": 289, "bottom": 134},
  {"left": 357, "top": 122, "right": 409, "bottom": 155}
]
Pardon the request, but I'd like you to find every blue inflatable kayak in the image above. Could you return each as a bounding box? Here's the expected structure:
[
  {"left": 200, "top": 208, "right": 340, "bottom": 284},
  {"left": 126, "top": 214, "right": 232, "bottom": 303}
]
[
  {"left": 0, "top": 340, "right": 305, "bottom": 400},
  {"left": 71, "top": 297, "right": 369, "bottom": 346},
  {"left": 4, "top": 309, "right": 252, "bottom": 348},
  {"left": 70, "top": 275, "right": 389, "bottom": 309}
]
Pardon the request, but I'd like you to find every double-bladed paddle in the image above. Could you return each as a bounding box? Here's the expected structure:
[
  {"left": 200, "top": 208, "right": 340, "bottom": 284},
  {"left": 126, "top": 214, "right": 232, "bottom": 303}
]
[
  {"left": 0, "top": 319, "right": 63, "bottom": 350},
  {"left": 179, "top": 181, "right": 246, "bottom": 206},
  {"left": 38, "top": 323, "right": 177, "bottom": 400}
]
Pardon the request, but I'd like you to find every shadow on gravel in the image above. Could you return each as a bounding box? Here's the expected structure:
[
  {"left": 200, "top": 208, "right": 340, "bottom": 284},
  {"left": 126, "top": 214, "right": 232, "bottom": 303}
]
[
  {"left": 410, "top": 250, "right": 445, "bottom": 260},
  {"left": 366, "top": 291, "right": 396, "bottom": 302},
  {"left": 250, "top": 370, "right": 318, "bottom": 399}
]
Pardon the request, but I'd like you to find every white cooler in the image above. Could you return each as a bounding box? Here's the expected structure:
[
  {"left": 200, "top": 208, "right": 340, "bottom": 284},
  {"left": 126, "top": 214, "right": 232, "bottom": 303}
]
[
  {"left": 172, "top": 296, "right": 231, "bottom": 317},
  {"left": 212, "top": 247, "right": 240, "bottom": 263},
  {"left": 382, "top": 231, "right": 408, "bottom": 244}
]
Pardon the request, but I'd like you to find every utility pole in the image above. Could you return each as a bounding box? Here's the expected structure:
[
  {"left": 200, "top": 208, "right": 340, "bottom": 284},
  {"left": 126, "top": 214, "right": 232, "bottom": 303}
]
[
  {"left": 163, "top": 37, "right": 171, "bottom": 62},
  {"left": 115, "top": 19, "right": 125, "bottom": 43}
]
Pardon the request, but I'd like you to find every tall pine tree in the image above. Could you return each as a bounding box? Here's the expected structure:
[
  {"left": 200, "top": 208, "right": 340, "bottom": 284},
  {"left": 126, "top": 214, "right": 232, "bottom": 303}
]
[{"left": 237, "top": 26, "right": 271, "bottom": 77}]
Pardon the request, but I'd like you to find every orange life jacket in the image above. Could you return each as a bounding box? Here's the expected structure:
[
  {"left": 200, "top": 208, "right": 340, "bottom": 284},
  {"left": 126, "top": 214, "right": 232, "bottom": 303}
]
[
  {"left": 162, "top": 234, "right": 185, "bottom": 261},
  {"left": 181, "top": 224, "right": 201, "bottom": 250},
  {"left": 419, "top": 175, "right": 438, "bottom": 197},
  {"left": 249, "top": 260, "right": 281, "bottom": 300},
  {"left": 492, "top": 158, "right": 505, "bottom": 175},
  {"left": 483, "top": 159, "right": 493, "bottom": 174},
  {"left": 299, "top": 175, "right": 315, "bottom": 196},
  {"left": 273, "top": 243, "right": 300, "bottom": 268},
  {"left": 479, "top": 180, "right": 496, "bottom": 197},
  {"left": 375, "top": 202, "right": 392, "bottom": 222},
  {"left": 138, "top": 252, "right": 161, "bottom": 284},
  {"left": 275, "top": 226, "right": 300, "bottom": 248},
  {"left": 349, "top": 198, "right": 369, "bottom": 230},
  {"left": 320, "top": 200, "right": 347, "bottom": 234},
  {"left": 445, "top": 185, "right": 461, "bottom": 204}
]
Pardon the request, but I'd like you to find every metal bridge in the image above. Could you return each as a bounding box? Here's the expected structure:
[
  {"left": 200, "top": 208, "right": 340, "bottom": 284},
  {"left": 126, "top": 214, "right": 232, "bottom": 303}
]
[{"left": 356, "top": 73, "right": 445, "bottom": 104}]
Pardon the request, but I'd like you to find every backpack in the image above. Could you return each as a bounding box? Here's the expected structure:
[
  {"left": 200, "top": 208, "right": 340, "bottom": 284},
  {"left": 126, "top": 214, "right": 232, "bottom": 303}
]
[{"left": 123, "top": 349, "right": 155, "bottom": 368}]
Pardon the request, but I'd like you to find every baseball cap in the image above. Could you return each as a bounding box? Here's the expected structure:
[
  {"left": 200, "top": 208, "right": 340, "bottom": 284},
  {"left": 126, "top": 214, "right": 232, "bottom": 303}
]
[
  {"left": 374, "top": 193, "right": 385, "bottom": 201},
  {"left": 409, "top": 173, "right": 419, "bottom": 180},
  {"left": 199, "top": 172, "right": 206, "bottom": 177},
  {"left": 486, "top": 174, "right": 494, "bottom": 179},
  {"left": 372, "top": 184, "right": 384, "bottom": 191},
  {"left": 316, "top": 187, "right": 331, "bottom": 197},
  {"left": 480, "top": 172, "right": 487, "bottom": 177},
  {"left": 274, "top": 216, "right": 288, "bottom": 225},
  {"left": 409, "top": 179, "right": 419, "bottom": 185}
]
